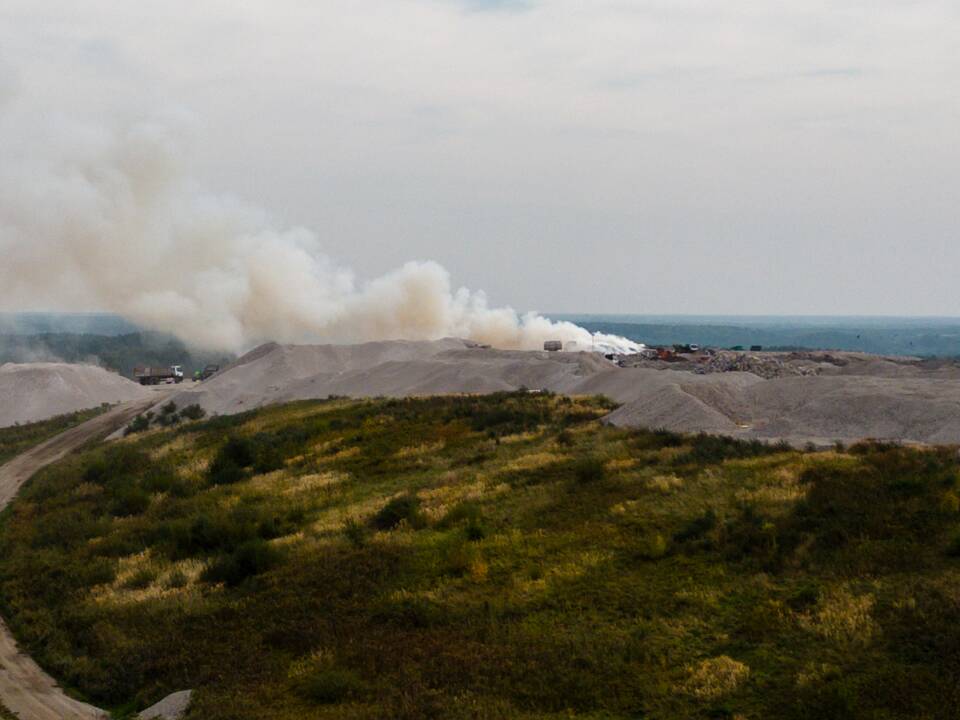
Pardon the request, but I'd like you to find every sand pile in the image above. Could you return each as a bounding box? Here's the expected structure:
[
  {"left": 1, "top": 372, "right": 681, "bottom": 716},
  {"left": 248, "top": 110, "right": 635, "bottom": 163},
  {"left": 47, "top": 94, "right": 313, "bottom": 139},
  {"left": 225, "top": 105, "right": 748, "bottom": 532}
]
[
  {"left": 164, "top": 339, "right": 608, "bottom": 416},
  {"left": 0, "top": 363, "right": 151, "bottom": 427},
  {"left": 158, "top": 340, "right": 960, "bottom": 446}
]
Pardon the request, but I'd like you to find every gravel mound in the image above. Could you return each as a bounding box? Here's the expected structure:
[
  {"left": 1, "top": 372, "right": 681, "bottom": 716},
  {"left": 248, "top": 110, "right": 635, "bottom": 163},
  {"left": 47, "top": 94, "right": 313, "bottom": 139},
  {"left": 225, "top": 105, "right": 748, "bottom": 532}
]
[
  {"left": 138, "top": 690, "right": 192, "bottom": 720},
  {"left": 0, "top": 362, "right": 151, "bottom": 427},
  {"left": 158, "top": 340, "right": 960, "bottom": 446}
]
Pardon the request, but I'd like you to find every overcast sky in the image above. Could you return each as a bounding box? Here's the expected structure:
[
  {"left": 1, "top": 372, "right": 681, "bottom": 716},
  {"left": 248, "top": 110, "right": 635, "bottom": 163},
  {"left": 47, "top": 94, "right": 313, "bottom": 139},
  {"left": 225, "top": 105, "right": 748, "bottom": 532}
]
[{"left": 2, "top": 0, "right": 958, "bottom": 316}]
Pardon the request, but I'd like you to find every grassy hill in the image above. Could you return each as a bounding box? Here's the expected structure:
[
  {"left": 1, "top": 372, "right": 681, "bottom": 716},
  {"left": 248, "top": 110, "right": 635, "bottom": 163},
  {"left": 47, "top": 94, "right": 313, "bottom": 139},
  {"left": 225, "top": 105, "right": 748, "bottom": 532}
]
[
  {"left": 0, "top": 406, "right": 108, "bottom": 465},
  {"left": 1, "top": 393, "right": 960, "bottom": 718}
]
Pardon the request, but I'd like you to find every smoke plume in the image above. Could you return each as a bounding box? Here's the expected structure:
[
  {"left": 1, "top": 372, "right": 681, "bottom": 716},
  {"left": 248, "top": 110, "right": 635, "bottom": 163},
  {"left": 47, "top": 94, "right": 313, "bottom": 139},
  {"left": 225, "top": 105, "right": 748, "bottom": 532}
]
[{"left": 0, "top": 106, "right": 637, "bottom": 355}]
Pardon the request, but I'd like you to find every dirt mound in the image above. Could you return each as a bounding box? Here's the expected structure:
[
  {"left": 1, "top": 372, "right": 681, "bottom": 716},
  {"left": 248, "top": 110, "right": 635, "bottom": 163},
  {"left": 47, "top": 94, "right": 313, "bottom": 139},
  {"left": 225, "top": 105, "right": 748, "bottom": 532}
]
[
  {"left": 0, "top": 363, "right": 151, "bottom": 427},
  {"left": 164, "top": 339, "right": 607, "bottom": 415},
  {"left": 159, "top": 340, "right": 960, "bottom": 446}
]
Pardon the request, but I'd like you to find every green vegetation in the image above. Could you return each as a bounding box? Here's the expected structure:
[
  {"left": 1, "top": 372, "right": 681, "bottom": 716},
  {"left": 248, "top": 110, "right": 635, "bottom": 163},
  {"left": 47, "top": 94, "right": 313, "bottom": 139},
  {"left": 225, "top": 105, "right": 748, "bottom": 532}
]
[
  {"left": 124, "top": 403, "right": 206, "bottom": 436},
  {"left": 0, "top": 406, "right": 108, "bottom": 465},
  {"left": 2, "top": 393, "right": 960, "bottom": 718}
]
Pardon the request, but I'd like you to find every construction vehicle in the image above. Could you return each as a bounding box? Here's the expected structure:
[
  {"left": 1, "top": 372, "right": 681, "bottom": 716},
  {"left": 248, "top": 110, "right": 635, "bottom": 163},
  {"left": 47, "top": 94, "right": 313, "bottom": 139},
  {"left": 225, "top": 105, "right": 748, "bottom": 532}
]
[
  {"left": 543, "top": 340, "right": 563, "bottom": 352},
  {"left": 133, "top": 365, "right": 184, "bottom": 385},
  {"left": 194, "top": 364, "right": 220, "bottom": 382}
]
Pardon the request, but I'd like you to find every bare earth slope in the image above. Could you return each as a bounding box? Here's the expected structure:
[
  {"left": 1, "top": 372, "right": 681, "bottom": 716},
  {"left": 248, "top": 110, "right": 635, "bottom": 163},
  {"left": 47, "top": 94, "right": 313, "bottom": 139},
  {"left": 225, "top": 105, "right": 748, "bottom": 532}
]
[
  {"left": 159, "top": 340, "right": 960, "bottom": 446},
  {"left": 0, "top": 363, "right": 151, "bottom": 428}
]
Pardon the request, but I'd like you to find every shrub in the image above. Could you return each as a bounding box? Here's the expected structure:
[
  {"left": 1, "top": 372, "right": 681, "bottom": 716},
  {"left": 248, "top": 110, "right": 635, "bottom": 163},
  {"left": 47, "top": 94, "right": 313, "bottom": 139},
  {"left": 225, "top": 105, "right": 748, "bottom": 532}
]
[
  {"left": 573, "top": 457, "right": 606, "bottom": 485},
  {"left": 674, "top": 434, "right": 781, "bottom": 465},
  {"left": 110, "top": 487, "right": 151, "bottom": 517},
  {"left": 202, "top": 539, "right": 280, "bottom": 586},
  {"left": 123, "top": 567, "right": 157, "bottom": 590},
  {"left": 157, "top": 412, "right": 180, "bottom": 427},
  {"left": 163, "top": 569, "right": 189, "bottom": 589},
  {"left": 208, "top": 456, "right": 244, "bottom": 486},
  {"left": 465, "top": 518, "right": 487, "bottom": 542},
  {"left": 219, "top": 436, "right": 256, "bottom": 468},
  {"left": 683, "top": 656, "right": 750, "bottom": 700},
  {"left": 297, "top": 667, "right": 365, "bottom": 705},
  {"left": 180, "top": 404, "right": 206, "bottom": 421},
  {"left": 674, "top": 508, "right": 718, "bottom": 543},
  {"left": 946, "top": 532, "right": 960, "bottom": 558},
  {"left": 371, "top": 494, "right": 425, "bottom": 531},
  {"left": 124, "top": 415, "right": 151, "bottom": 436},
  {"left": 207, "top": 436, "right": 257, "bottom": 485},
  {"left": 438, "top": 501, "right": 487, "bottom": 540},
  {"left": 637, "top": 532, "right": 668, "bottom": 560},
  {"left": 160, "top": 401, "right": 178, "bottom": 416},
  {"left": 343, "top": 518, "right": 370, "bottom": 548}
]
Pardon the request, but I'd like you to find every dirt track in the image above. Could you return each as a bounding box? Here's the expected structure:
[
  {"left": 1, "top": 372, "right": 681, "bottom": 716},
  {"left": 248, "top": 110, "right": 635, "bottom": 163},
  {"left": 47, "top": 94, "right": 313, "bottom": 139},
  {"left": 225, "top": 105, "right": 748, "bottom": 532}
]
[{"left": 0, "top": 397, "right": 160, "bottom": 720}]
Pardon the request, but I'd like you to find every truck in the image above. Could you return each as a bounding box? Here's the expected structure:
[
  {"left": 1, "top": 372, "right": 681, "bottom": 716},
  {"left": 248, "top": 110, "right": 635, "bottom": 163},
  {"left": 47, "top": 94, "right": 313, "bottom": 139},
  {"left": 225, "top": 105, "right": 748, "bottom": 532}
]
[
  {"left": 133, "top": 365, "right": 184, "bottom": 385},
  {"left": 543, "top": 340, "right": 563, "bottom": 352},
  {"left": 194, "top": 364, "right": 220, "bottom": 382}
]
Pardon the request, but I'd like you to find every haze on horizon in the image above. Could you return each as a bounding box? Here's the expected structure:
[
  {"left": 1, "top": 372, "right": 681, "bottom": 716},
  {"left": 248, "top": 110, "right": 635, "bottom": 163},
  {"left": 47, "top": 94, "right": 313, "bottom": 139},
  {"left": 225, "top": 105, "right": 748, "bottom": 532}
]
[{"left": 1, "top": 0, "right": 958, "bottom": 322}]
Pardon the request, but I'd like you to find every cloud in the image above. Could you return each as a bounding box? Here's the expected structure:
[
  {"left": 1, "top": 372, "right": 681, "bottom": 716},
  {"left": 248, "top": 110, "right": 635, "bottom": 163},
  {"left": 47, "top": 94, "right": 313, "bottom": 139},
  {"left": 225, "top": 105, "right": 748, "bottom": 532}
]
[{"left": 0, "top": 0, "right": 958, "bottom": 316}]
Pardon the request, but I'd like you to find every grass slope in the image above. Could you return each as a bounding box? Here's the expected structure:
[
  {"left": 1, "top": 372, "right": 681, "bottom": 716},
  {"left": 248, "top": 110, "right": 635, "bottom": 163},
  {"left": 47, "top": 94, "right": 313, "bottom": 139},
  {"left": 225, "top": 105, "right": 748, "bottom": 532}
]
[
  {"left": 0, "top": 406, "right": 109, "bottom": 465},
  {"left": 1, "top": 393, "right": 960, "bottom": 719}
]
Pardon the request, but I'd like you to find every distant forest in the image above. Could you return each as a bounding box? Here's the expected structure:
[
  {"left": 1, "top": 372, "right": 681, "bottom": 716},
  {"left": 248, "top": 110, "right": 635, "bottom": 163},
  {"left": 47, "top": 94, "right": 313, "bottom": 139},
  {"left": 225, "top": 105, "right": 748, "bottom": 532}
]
[{"left": 0, "top": 332, "right": 232, "bottom": 379}]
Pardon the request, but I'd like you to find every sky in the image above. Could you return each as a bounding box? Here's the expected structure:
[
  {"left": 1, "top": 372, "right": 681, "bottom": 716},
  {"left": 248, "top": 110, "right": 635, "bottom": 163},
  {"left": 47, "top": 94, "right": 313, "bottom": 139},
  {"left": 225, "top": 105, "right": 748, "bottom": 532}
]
[{"left": 1, "top": 0, "right": 958, "bottom": 316}]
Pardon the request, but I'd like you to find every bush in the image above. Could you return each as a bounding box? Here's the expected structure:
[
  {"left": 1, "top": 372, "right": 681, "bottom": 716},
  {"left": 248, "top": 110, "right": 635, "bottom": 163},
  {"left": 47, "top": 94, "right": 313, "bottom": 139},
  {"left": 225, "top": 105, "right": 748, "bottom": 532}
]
[
  {"left": 208, "top": 456, "right": 245, "bottom": 486},
  {"left": 202, "top": 539, "right": 280, "bottom": 586},
  {"left": 180, "top": 404, "right": 207, "bottom": 421},
  {"left": 110, "top": 487, "right": 151, "bottom": 517},
  {"left": 207, "top": 436, "right": 257, "bottom": 485},
  {"left": 674, "top": 434, "right": 782, "bottom": 465},
  {"left": 343, "top": 518, "right": 370, "bottom": 548},
  {"left": 946, "top": 533, "right": 960, "bottom": 558},
  {"left": 438, "top": 501, "right": 487, "bottom": 540},
  {"left": 298, "top": 667, "right": 366, "bottom": 705},
  {"left": 573, "top": 457, "right": 606, "bottom": 485},
  {"left": 123, "top": 567, "right": 157, "bottom": 590},
  {"left": 219, "top": 436, "right": 256, "bottom": 468},
  {"left": 674, "top": 508, "right": 718, "bottom": 543},
  {"left": 371, "top": 494, "right": 425, "bottom": 531},
  {"left": 163, "top": 569, "right": 189, "bottom": 589},
  {"left": 637, "top": 532, "right": 668, "bottom": 560},
  {"left": 124, "top": 415, "right": 151, "bottom": 436}
]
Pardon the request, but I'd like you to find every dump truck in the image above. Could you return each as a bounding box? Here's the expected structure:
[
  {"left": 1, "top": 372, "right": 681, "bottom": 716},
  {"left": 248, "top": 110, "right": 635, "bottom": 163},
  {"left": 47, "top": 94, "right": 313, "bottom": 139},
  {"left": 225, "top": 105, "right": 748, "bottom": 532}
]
[
  {"left": 543, "top": 340, "right": 563, "bottom": 352},
  {"left": 133, "top": 365, "right": 184, "bottom": 385}
]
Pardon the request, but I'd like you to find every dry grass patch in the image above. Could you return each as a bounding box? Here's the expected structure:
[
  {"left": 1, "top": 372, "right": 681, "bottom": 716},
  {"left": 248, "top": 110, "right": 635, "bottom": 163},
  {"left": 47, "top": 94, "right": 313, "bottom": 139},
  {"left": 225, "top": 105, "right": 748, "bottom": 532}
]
[
  {"left": 501, "top": 451, "right": 566, "bottom": 473},
  {"left": 801, "top": 586, "right": 877, "bottom": 647},
  {"left": 683, "top": 655, "right": 751, "bottom": 700}
]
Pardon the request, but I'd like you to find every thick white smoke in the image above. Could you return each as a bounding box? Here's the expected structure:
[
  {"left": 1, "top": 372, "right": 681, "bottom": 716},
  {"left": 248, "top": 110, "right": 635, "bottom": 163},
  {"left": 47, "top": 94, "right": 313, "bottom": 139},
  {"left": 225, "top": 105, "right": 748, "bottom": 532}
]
[{"left": 0, "top": 105, "right": 639, "bottom": 355}]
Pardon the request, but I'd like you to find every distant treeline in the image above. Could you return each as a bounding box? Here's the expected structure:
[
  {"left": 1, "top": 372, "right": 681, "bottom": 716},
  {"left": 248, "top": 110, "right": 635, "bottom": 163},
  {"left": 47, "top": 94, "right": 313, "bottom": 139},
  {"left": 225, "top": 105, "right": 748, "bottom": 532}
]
[
  {"left": 0, "top": 332, "right": 233, "bottom": 379},
  {"left": 575, "top": 321, "right": 960, "bottom": 357},
  {"left": 0, "top": 312, "right": 139, "bottom": 336}
]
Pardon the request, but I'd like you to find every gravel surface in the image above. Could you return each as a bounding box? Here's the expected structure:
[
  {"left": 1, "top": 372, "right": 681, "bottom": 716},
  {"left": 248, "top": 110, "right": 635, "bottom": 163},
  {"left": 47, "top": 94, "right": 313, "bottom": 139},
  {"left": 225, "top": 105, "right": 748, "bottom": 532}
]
[{"left": 157, "top": 340, "right": 960, "bottom": 446}]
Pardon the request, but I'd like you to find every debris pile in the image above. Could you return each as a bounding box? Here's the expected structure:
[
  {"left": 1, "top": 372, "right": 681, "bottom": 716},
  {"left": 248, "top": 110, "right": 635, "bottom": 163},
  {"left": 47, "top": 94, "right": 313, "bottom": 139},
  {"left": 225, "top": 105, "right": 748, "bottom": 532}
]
[{"left": 693, "top": 353, "right": 820, "bottom": 379}]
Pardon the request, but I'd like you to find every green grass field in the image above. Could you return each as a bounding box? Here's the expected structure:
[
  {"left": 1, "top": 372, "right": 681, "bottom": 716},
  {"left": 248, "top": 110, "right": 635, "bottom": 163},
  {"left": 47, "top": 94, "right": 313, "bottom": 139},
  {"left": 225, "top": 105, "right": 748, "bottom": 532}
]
[{"left": 1, "top": 392, "right": 960, "bottom": 719}]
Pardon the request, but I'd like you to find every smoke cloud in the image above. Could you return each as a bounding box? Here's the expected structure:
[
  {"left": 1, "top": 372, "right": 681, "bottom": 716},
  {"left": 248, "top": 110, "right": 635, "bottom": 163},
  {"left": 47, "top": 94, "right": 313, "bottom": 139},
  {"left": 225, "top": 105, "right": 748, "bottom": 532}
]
[{"left": 0, "top": 107, "right": 637, "bottom": 355}]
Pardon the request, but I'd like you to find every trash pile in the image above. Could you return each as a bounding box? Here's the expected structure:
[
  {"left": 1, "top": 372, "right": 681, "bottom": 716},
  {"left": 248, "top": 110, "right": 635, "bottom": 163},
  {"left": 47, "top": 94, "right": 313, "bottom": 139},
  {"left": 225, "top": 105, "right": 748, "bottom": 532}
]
[{"left": 692, "top": 352, "right": 820, "bottom": 379}]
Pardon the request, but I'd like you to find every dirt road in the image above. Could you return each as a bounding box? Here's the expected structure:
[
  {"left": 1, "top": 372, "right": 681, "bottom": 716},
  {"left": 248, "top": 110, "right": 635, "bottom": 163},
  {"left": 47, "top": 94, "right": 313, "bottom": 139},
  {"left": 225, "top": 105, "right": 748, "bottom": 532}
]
[{"left": 0, "top": 397, "right": 160, "bottom": 720}]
